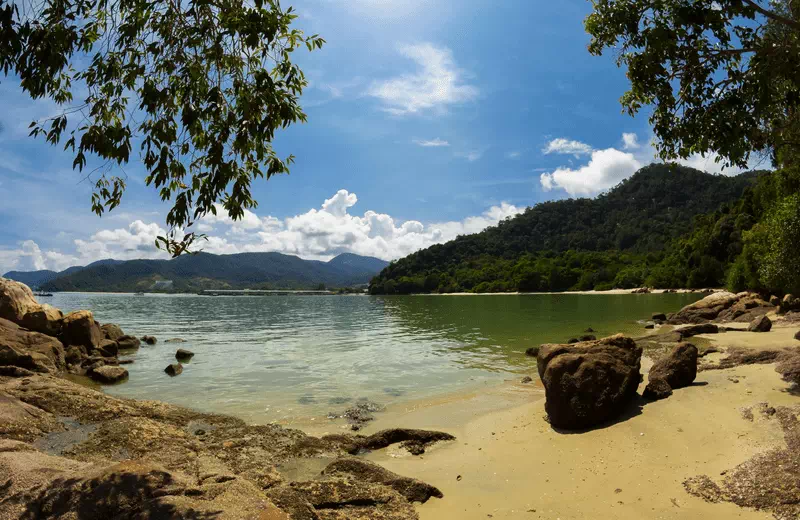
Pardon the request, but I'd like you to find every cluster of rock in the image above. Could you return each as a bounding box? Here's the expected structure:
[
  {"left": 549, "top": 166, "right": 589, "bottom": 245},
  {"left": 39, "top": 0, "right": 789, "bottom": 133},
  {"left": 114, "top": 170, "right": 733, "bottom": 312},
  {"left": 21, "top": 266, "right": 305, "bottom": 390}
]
[
  {"left": 0, "top": 372, "right": 451, "bottom": 519},
  {"left": 0, "top": 278, "right": 136, "bottom": 384},
  {"left": 535, "top": 334, "right": 699, "bottom": 429},
  {"left": 666, "top": 291, "right": 776, "bottom": 325}
]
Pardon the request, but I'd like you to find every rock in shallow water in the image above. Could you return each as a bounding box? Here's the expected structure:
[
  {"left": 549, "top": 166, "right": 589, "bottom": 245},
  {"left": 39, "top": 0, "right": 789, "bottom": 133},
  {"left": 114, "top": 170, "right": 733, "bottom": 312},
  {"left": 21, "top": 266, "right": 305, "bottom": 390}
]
[
  {"left": 141, "top": 335, "right": 157, "bottom": 345},
  {"left": 175, "top": 348, "right": 194, "bottom": 361},
  {"left": 537, "top": 334, "right": 642, "bottom": 430},
  {"left": 164, "top": 363, "right": 183, "bottom": 376},
  {"left": 747, "top": 315, "right": 772, "bottom": 333},
  {"left": 89, "top": 365, "right": 128, "bottom": 384}
]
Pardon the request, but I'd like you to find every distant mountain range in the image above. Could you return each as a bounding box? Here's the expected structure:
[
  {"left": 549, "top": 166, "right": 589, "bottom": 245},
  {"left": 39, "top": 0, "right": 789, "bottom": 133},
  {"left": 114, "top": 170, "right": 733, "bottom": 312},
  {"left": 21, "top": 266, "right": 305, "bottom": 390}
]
[{"left": 3, "top": 253, "right": 389, "bottom": 292}]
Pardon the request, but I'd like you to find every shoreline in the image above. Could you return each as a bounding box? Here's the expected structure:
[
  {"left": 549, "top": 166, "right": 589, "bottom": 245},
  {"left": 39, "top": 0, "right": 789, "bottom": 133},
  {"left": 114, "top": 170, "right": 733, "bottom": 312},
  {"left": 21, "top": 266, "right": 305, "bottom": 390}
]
[{"left": 343, "top": 318, "right": 800, "bottom": 519}]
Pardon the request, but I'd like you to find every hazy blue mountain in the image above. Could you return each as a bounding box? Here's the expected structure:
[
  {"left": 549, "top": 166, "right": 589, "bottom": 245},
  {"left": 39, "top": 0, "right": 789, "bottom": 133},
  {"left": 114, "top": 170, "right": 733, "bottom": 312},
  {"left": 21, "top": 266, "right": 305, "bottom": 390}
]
[{"left": 36, "top": 252, "right": 388, "bottom": 292}]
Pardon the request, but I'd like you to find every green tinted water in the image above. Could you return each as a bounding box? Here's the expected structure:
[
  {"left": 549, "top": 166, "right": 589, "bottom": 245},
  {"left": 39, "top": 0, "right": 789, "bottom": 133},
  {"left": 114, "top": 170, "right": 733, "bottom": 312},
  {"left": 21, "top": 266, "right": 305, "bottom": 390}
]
[{"left": 51, "top": 292, "right": 700, "bottom": 423}]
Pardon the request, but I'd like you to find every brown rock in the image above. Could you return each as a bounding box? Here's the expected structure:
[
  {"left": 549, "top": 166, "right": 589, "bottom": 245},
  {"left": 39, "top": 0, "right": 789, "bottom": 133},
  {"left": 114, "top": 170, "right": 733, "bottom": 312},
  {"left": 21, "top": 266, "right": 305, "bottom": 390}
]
[
  {"left": 668, "top": 291, "right": 740, "bottom": 324},
  {"left": 747, "top": 315, "right": 772, "bottom": 333},
  {"left": 175, "top": 348, "right": 194, "bottom": 361},
  {"left": 679, "top": 323, "right": 719, "bottom": 338},
  {"left": 0, "top": 318, "right": 65, "bottom": 373},
  {"left": 95, "top": 339, "right": 119, "bottom": 358},
  {"left": 165, "top": 363, "right": 183, "bottom": 376},
  {"left": 0, "top": 277, "right": 42, "bottom": 324},
  {"left": 652, "top": 312, "right": 667, "bottom": 322},
  {"left": 89, "top": 365, "right": 128, "bottom": 384},
  {"left": 60, "top": 310, "right": 103, "bottom": 349},
  {"left": 141, "top": 335, "right": 157, "bottom": 345},
  {"left": 643, "top": 343, "right": 698, "bottom": 400},
  {"left": 100, "top": 323, "right": 125, "bottom": 341},
  {"left": 642, "top": 378, "right": 673, "bottom": 400},
  {"left": 537, "top": 334, "right": 642, "bottom": 429},
  {"left": 323, "top": 457, "right": 443, "bottom": 503},
  {"left": 19, "top": 304, "right": 63, "bottom": 336},
  {"left": 117, "top": 335, "right": 141, "bottom": 350},
  {"left": 525, "top": 346, "right": 539, "bottom": 357},
  {"left": 795, "top": 331, "right": 800, "bottom": 342}
]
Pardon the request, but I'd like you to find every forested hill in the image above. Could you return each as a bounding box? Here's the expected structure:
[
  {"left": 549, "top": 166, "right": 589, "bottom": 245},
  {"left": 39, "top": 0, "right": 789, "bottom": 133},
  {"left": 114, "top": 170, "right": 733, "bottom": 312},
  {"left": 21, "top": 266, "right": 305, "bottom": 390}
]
[
  {"left": 35, "top": 252, "right": 388, "bottom": 293},
  {"left": 369, "top": 164, "right": 761, "bottom": 294}
]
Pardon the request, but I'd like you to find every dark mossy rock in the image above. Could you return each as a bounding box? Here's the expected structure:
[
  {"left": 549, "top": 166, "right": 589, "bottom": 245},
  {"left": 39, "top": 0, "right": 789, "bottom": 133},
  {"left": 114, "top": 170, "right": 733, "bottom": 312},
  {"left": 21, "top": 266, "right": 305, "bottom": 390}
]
[{"left": 164, "top": 363, "right": 183, "bottom": 376}]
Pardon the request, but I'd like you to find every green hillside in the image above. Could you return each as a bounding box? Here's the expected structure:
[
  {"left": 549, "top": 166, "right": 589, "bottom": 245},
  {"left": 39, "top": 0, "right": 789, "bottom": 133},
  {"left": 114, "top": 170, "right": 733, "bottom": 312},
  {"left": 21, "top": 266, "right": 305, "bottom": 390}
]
[{"left": 369, "top": 164, "right": 762, "bottom": 294}]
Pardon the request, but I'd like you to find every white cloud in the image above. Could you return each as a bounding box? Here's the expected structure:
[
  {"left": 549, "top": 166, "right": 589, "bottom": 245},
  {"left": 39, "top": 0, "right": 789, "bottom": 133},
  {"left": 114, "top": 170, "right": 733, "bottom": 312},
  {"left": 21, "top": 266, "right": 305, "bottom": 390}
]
[
  {"left": 0, "top": 191, "right": 524, "bottom": 274},
  {"left": 622, "top": 133, "right": 640, "bottom": 150},
  {"left": 539, "top": 132, "right": 764, "bottom": 197},
  {"left": 506, "top": 151, "right": 521, "bottom": 159},
  {"left": 413, "top": 138, "right": 450, "bottom": 147},
  {"left": 542, "top": 138, "right": 593, "bottom": 157},
  {"left": 368, "top": 43, "right": 478, "bottom": 115},
  {"left": 456, "top": 150, "right": 483, "bottom": 162},
  {"left": 540, "top": 148, "right": 642, "bottom": 197}
]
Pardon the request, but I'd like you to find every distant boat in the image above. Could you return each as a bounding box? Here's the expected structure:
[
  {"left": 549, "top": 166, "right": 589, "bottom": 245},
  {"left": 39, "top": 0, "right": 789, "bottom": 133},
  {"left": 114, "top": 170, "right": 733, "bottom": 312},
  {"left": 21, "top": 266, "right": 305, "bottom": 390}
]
[{"left": 34, "top": 292, "right": 53, "bottom": 297}]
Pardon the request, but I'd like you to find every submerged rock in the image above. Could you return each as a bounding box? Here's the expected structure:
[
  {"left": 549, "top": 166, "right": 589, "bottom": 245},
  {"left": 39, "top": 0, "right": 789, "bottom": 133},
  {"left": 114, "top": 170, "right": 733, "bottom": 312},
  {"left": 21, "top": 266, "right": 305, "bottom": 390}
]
[
  {"left": 652, "top": 312, "right": 667, "bottom": 322},
  {"left": 525, "top": 346, "right": 539, "bottom": 357},
  {"left": 537, "top": 334, "right": 642, "bottom": 430},
  {"left": 141, "top": 335, "right": 157, "bottom": 345}
]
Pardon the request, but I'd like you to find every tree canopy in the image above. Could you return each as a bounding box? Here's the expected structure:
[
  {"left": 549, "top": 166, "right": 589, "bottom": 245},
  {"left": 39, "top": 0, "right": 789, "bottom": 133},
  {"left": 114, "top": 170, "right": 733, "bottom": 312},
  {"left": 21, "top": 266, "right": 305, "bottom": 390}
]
[
  {"left": 1, "top": 0, "right": 323, "bottom": 254},
  {"left": 585, "top": 0, "right": 800, "bottom": 169}
]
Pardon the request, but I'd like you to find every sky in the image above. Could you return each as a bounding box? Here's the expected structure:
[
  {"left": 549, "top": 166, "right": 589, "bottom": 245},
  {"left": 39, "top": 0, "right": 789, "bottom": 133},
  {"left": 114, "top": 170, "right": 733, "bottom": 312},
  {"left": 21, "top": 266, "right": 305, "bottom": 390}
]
[{"left": 0, "top": 0, "right": 756, "bottom": 274}]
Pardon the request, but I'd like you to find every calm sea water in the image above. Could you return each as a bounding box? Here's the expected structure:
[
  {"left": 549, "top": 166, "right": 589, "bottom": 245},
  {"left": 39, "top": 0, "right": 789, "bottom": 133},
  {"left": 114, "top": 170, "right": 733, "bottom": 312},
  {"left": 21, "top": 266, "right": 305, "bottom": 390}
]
[{"left": 50, "top": 292, "right": 701, "bottom": 423}]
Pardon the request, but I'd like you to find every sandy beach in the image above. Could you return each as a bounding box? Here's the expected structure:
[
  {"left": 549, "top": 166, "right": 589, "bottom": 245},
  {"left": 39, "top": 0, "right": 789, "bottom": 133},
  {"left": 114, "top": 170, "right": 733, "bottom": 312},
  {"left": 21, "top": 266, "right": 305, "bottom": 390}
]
[{"left": 341, "top": 316, "right": 800, "bottom": 519}]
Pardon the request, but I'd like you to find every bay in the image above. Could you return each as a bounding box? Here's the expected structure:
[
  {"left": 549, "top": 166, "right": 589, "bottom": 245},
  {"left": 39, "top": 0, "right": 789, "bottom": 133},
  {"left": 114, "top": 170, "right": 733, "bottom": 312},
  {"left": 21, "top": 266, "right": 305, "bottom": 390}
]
[{"left": 50, "top": 292, "right": 701, "bottom": 423}]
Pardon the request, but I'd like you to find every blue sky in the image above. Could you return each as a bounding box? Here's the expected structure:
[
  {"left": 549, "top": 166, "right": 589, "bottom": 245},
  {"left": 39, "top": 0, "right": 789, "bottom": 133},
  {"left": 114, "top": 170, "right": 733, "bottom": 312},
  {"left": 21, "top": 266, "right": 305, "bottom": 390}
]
[{"left": 0, "top": 0, "right": 745, "bottom": 273}]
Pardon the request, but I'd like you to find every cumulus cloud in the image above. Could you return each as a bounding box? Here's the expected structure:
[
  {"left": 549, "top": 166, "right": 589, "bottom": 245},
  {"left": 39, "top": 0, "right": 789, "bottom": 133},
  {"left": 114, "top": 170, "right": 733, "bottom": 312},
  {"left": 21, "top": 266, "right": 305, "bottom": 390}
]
[
  {"left": 539, "top": 132, "right": 764, "bottom": 197},
  {"left": 542, "top": 138, "right": 593, "bottom": 157},
  {"left": 0, "top": 191, "right": 523, "bottom": 273},
  {"left": 413, "top": 138, "right": 449, "bottom": 147},
  {"left": 540, "top": 148, "right": 642, "bottom": 197},
  {"left": 368, "top": 43, "right": 478, "bottom": 115},
  {"left": 622, "top": 133, "right": 640, "bottom": 150}
]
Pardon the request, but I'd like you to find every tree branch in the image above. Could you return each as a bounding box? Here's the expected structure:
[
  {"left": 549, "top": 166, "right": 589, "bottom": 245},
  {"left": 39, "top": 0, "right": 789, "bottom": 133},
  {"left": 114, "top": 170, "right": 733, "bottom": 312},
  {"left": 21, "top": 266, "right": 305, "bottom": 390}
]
[{"left": 741, "top": 0, "right": 800, "bottom": 32}]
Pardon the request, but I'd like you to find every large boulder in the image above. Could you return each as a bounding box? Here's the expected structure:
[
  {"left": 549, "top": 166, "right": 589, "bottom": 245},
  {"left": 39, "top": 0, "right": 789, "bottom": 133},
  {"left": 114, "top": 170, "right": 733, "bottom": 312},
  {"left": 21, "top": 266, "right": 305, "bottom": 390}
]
[
  {"left": 100, "top": 323, "right": 125, "bottom": 341},
  {"left": 748, "top": 315, "right": 772, "bottom": 333},
  {"left": 60, "top": 310, "right": 104, "bottom": 349},
  {"left": 643, "top": 343, "right": 698, "bottom": 400},
  {"left": 95, "top": 339, "right": 119, "bottom": 358},
  {"left": 536, "top": 334, "right": 643, "bottom": 430},
  {"left": 0, "top": 278, "right": 63, "bottom": 335},
  {"left": 667, "top": 291, "right": 741, "bottom": 324},
  {"left": 0, "top": 277, "right": 41, "bottom": 323},
  {"left": 19, "top": 304, "right": 63, "bottom": 336},
  {"left": 717, "top": 294, "right": 774, "bottom": 323},
  {"left": 679, "top": 323, "right": 719, "bottom": 338},
  {"left": 0, "top": 318, "right": 65, "bottom": 373}
]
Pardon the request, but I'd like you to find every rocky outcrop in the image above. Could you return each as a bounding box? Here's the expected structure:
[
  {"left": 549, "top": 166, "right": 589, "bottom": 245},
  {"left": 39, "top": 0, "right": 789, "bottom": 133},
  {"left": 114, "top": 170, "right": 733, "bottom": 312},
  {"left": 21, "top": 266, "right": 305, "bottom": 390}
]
[
  {"left": 536, "top": 334, "right": 643, "bottom": 429},
  {"left": 747, "top": 315, "right": 772, "bottom": 332},
  {"left": 0, "top": 278, "right": 63, "bottom": 335},
  {"left": 668, "top": 292, "right": 741, "bottom": 324},
  {"left": 96, "top": 339, "right": 119, "bottom": 358},
  {"left": 0, "top": 318, "right": 65, "bottom": 373},
  {"left": 643, "top": 343, "right": 697, "bottom": 400},
  {"left": 668, "top": 291, "right": 776, "bottom": 324},
  {"left": 60, "top": 310, "right": 104, "bottom": 349},
  {"left": 0, "top": 374, "right": 446, "bottom": 519}
]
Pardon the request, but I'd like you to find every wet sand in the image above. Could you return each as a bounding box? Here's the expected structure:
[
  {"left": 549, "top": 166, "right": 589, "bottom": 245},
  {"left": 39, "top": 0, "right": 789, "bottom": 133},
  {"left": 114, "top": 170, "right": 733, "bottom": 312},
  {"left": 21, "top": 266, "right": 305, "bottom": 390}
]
[{"left": 347, "top": 323, "right": 800, "bottom": 519}]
